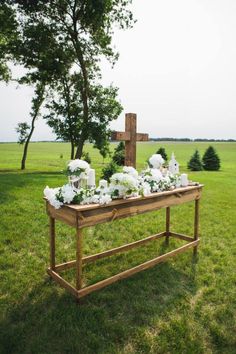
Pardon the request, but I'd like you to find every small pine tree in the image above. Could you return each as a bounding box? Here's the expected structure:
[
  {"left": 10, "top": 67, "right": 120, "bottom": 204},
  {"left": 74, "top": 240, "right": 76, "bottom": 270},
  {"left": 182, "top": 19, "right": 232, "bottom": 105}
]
[
  {"left": 187, "top": 150, "right": 203, "bottom": 171},
  {"left": 112, "top": 141, "right": 125, "bottom": 166},
  {"left": 202, "top": 146, "right": 220, "bottom": 171},
  {"left": 156, "top": 147, "right": 168, "bottom": 161},
  {"left": 101, "top": 161, "right": 118, "bottom": 182}
]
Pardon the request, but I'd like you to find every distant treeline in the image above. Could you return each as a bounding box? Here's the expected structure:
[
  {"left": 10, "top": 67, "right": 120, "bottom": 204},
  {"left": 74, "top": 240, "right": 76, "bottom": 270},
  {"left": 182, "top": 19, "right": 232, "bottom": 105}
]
[
  {"left": 1, "top": 138, "right": 236, "bottom": 144},
  {"left": 149, "top": 138, "right": 236, "bottom": 142}
]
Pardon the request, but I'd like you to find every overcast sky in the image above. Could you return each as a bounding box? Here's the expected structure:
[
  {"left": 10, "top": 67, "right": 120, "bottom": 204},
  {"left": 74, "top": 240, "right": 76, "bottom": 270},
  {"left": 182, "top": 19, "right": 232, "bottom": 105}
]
[{"left": 1, "top": 0, "right": 236, "bottom": 142}]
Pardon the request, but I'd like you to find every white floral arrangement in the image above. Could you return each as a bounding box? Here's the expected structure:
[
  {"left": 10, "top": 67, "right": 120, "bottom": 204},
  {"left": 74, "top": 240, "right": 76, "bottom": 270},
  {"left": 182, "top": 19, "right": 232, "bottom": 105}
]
[
  {"left": 109, "top": 172, "right": 139, "bottom": 199},
  {"left": 123, "top": 166, "right": 139, "bottom": 179},
  {"left": 44, "top": 184, "right": 112, "bottom": 209},
  {"left": 44, "top": 155, "right": 183, "bottom": 209},
  {"left": 148, "top": 154, "right": 164, "bottom": 169},
  {"left": 66, "top": 159, "right": 90, "bottom": 178},
  {"left": 139, "top": 168, "right": 180, "bottom": 193}
]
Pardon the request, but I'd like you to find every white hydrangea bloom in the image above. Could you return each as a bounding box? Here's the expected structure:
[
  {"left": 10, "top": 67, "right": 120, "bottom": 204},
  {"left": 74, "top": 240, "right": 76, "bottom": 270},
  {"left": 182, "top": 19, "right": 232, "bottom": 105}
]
[
  {"left": 60, "top": 184, "right": 76, "bottom": 204},
  {"left": 110, "top": 172, "right": 138, "bottom": 198},
  {"left": 68, "top": 159, "right": 90, "bottom": 174},
  {"left": 150, "top": 168, "right": 163, "bottom": 181},
  {"left": 44, "top": 186, "right": 63, "bottom": 209},
  {"left": 90, "top": 194, "right": 100, "bottom": 204},
  {"left": 123, "top": 166, "right": 139, "bottom": 179},
  {"left": 149, "top": 154, "right": 164, "bottom": 169},
  {"left": 99, "top": 194, "right": 112, "bottom": 205}
]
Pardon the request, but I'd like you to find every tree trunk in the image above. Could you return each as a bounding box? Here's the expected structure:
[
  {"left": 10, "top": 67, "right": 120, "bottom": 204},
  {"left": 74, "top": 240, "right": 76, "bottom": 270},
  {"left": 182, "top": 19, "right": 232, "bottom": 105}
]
[
  {"left": 75, "top": 137, "right": 85, "bottom": 159},
  {"left": 70, "top": 18, "right": 89, "bottom": 161},
  {"left": 70, "top": 141, "right": 75, "bottom": 160},
  {"left": 21, "top": 129, "right": 33, "bottom": 170},
  {"left": 20, "top": 111, "right": 38, "bottom": 170},
  {"left": 20, "top": 83, "right": 45, "bottom": 170}
]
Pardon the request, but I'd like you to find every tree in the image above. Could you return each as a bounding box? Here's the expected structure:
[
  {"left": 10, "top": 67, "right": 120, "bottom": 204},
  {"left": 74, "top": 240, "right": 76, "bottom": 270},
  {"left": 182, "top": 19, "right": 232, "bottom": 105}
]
[
  {"left": 5, "top": 0, "right": 135, "bottom": 159},
  {"left": 0, "top": 2, "right": 64, "bottom": 169},
  {"left": 0, "top": 3, "right": 19, "bottom": 82},
  {"left": 187, "top": 150, "right": 203, "bottom": 171},
  {"left": 112, "top": 141, "right": 125, "bottom": 166},
  {"left": 17, "top": 83, "right": 45, "bottom": 170},
  {"left": 101, "top": 161, "right": 118, "bottom": 181},
  {"left": 202, "top": 146, "right": 221, "bottom": 171},
  {"left": 16, "top": 122, "right": 30, "bottom": 145},
  {"left": 44, "top": 74, "right": 122, "bottom": 159},
  {"left": 156, "top": 147, "right": 168, "bottom": 161}
]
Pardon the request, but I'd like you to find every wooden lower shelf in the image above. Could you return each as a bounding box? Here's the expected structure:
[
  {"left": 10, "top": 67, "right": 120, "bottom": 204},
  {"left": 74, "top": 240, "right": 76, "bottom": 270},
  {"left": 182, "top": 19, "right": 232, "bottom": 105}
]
[{"left": 48, "top": 232, "right": 199, "bottom": 300}]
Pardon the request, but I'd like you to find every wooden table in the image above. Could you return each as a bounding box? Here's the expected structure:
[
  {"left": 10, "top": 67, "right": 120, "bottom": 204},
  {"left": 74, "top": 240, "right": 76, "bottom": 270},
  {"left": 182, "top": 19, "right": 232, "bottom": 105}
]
[{"left": 45, "top": 184, "right": 203, "bottom": 300}]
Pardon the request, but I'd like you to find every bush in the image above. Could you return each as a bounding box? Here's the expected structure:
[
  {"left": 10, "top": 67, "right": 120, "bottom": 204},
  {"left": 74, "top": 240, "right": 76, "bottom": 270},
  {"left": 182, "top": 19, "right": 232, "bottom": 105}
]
[
  {"left": 82, "top": 151, "right": 91, "bottom": 164},
  {"left": 202, "top": 146, "right": 220, "bottom": 171},
  {"left": 112, "top": 141, "right": 125, "bottom": 166},
  {"left": 101, "top": 161, "right": 118, "bottom": 182},
  {"left": 156, "top": 147, "right": 168, "bottom": 161},
  {"left": 187, "top": 150, "right": 203, "bottom": 171}
]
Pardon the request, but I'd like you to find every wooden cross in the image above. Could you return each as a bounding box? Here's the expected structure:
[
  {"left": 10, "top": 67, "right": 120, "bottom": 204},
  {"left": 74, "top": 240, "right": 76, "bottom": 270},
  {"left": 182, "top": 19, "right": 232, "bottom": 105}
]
[{"left": 111, "top": 113, "right": 149, "bottom": 168}]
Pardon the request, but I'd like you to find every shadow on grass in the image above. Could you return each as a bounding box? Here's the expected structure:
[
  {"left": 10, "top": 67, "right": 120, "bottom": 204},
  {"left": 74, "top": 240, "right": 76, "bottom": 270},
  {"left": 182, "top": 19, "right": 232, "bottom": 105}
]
[
  {"left": 0, "top": 172, "right": 64, "bottom": 204},
  {"left": 0, "top": 169, "right": 63, "bottom": 175},
  {"left": 0, "top": 260, "right": 198, "bottom": 354}
]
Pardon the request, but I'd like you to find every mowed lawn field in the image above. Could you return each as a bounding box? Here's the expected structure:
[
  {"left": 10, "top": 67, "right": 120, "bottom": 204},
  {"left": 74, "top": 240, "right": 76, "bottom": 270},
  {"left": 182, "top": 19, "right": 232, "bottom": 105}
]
[{"left": 0, "top": 142, "right": 236, "bottom": 354}]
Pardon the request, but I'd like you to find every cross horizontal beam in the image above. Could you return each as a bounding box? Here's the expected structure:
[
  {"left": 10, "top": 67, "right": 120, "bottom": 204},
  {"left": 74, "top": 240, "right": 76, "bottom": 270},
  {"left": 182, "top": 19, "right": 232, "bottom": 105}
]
[{"left": 111, "top": 131, "right": 149, "bottom": 142}]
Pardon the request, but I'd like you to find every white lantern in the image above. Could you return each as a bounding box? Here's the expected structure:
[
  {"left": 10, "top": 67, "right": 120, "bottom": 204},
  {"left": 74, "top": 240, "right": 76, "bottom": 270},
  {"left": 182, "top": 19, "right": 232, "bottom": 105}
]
[{"left": 168, "top": 153, "right": 179, "bottom": 175}]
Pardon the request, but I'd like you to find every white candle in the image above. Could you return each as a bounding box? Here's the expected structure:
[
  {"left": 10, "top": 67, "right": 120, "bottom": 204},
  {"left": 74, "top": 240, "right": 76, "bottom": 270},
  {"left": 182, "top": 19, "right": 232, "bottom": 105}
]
[
  {"left": 99, "top": 179, "right": 108, "bottom": 189},
  {"left": 88, "top": 169, "right": 96, "bottom": 187},
  {"left": 181, "top": 173, "right": 188, "bottom": 187}
]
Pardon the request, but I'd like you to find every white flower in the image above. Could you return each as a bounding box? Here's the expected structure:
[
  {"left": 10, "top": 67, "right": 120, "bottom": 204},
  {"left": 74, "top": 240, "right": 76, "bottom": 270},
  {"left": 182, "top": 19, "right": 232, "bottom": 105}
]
[
  {"left": 90, "top": 194, "right": 100, "bottom": 204},
  {"left": 110, "top": 172, "right": 138, "bottom": 198},
  {"left": 67, "top": 159, "right": 90, "bottom": 174},
  {"left": 139, "top": 167, "right": 165, "bottom": 193},
  {"left": 123, "top": 166, "right": 139, "bottom": 179},
  {"left": 60, "top": 184, "right": 76, "bottom": 204},
  {"left": 44, "top": 186, "right": 63, "bottom": 209},
  {"left": 99, "top": 194, "right": 112, "bottom": 205},
  {"left": 149, "top": 154, "right": 164, "bottom": 169},
  {"left": 150, "top": 168, "right": 163, "bottom": 181}
]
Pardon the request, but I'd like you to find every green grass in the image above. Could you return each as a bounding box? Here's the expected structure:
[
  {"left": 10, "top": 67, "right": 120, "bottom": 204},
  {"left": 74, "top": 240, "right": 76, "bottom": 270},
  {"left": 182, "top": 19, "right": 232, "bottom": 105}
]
[{"left": 0, "top": 142, "right": 236, "bottom": 354}]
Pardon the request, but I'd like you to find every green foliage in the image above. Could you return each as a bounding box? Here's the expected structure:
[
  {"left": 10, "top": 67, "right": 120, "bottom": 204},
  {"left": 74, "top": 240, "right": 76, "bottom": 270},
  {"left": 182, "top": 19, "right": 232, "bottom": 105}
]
[
  {"left": 156, "top": 147, "right": 168, "bottom": 162},
  {"left": 202, "top": 146, "right": 221, "bottom": 171},
  {"left": 101, "top": 161, "right": 118, "bottom": 181},
  {"left": 15, "top": 122, "right": 30, "bottom": 145},
  {"left": 187, "top": 150, "right": 203, "bottom": 171},
  {"left": 44, "top": 75, "right": 122, "bottom": 158},
  {"left": 0, "top": 3, "right": 19, "bottom": 82},
  {"left": 1, "top": 0, "right": 134, "bottom": 160},
  {"left": 99, "top": 141, "right": 111, "bottom": 162},
  {"left": 112, "top": 141, "right": 125, "bottom": 166},
  {"left": 81, "top": 151, "right": 91, "bottom": 164}
]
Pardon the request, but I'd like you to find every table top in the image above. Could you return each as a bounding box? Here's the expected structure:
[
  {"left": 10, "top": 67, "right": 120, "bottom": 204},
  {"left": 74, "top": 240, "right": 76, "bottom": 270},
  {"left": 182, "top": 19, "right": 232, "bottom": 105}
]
[
  {"left": 56, "top": 184, "right": 204, "bottom": 212},
  {"left": 45, "top": 184, "right": 203, "bottom": 228}
]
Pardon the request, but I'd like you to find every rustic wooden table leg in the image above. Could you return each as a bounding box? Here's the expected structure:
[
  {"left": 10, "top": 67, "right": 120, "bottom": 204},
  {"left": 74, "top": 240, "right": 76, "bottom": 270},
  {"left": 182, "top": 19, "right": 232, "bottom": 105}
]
[
  {"left": 76, "top": 227, "right": 83, "bottom": 291},
  {"left": 193, "top": 199, "right": 200, "bottom": 256},
  {"left": 165, "top": 207, "right": 170, "bottom": 244},
  {"left": 49, "top": 216, "right": 55, "bottom": 270}
]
